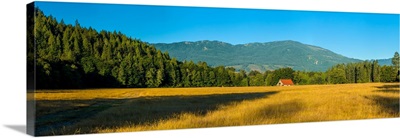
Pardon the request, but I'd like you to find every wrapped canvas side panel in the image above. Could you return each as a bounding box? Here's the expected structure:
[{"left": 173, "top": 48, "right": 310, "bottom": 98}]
[{"left": 27, "top": 2, "right": 36, "bottom": 136}]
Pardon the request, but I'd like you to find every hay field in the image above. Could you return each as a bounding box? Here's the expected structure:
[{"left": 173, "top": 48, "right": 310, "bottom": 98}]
[{"left": 32, "top": 83, "right": 399, "bottom": 136}]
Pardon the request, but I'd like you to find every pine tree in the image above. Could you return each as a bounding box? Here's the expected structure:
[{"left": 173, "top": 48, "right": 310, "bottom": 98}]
[
  {"left": 392, "top": 52, "right": 400, "bottom": 68},
  {"left": 61, "top": 27, "right": 73, "bottom": 61},
  {"left": 392, "top": 52, "right": 400, "bottom": 81},
  {"left": 145, "top": 68, "right": 156, "bottom": 87},
  {"left": 155, "top": 69, "right": 164, "bottom": 87},
  {"left": 371, "top": 60, "right": 380, "bottom": 82}
]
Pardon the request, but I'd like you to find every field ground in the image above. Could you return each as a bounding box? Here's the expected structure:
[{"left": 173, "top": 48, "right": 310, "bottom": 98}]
[{"left": 31, "top": 83, "right": 399, "bottom": 136}]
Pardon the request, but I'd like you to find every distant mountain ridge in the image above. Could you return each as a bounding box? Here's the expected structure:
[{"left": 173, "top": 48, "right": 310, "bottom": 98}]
[
  {"left": 153, "top": 40, "right": 363, "bottom": 72},
  {"left": 377, "top": 58, "right": 392, "bottom": 66}
]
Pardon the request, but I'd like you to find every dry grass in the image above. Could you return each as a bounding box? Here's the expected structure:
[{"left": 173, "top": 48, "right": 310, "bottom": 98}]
[{"left": 33, "top": 83, "right": 399, "bottom": 136}]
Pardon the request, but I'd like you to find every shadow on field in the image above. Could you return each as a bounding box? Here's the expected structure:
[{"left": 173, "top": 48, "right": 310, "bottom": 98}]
[
  {"left": 35, "top": 91, "right": 279, "bottom": 136},
  {"left": 35, "top": 98, "right": 131, "bottom": 136},
  {"left": 370, "top": 96, "right": 400, "bottom": 116},
  {"left": 374, "top": 84, "right": 400, "bottom": 93},
  {"left": 257, "top": 100, "right": 304, "bottom": 119}
]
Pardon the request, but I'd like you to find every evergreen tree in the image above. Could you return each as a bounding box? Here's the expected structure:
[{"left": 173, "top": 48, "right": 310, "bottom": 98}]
[
  {"left": 380, "top": 65, "right": 396, "bottom": 82},
  {"left": 392, "top": 52, "right": 400, "bottom": 81}
]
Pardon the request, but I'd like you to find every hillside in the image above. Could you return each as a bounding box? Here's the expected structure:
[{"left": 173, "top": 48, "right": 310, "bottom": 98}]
[
  {"left": 377, "top": 58, "right": 392, "bottom": 66},
  {"left": 153, "top": 40, "right": 361, "bottom": 72}
]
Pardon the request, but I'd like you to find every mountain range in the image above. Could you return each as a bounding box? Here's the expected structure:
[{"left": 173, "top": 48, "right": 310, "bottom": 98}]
[{"left": 153, "top": 40, "right": 390, "bottom": 72}]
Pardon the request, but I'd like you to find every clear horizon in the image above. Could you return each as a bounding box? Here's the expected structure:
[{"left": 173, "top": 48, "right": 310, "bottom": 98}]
[{"left": 36, "top": 2, "right": 399, "bottom": 60}]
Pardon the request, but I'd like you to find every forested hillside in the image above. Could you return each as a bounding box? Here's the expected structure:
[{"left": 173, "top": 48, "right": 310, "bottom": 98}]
[
  {"left": 154, "top": 40, "right": 361, "bottom": 72},
  {"left": 29, "top": 7, "right": 399, "bottom": 89},
  {"left": 29, "top": 8, "right": 255, "bottom": 89}
]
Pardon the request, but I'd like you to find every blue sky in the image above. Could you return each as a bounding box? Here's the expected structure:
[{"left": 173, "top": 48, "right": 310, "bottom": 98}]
[{"left": 35, "top": 2, "right": 399, "bottom": 60}]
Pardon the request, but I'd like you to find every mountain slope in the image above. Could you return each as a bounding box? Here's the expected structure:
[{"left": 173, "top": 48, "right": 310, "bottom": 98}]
[
  {"left": 377, "top": 58, "right": 392, "bottom": 66},
  {"left": 153, "top": 40, "right": 361, "bottom": 72}
]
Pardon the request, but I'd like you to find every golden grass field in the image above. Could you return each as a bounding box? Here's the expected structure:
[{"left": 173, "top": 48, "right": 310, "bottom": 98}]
[{"left": 32, "top": 83, "right": 399, "bottom": 136}]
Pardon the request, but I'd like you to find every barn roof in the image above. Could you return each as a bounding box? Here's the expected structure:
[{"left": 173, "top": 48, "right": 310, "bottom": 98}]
[{"left": 279, "top": 79, "right": 294, "bottom": 85}]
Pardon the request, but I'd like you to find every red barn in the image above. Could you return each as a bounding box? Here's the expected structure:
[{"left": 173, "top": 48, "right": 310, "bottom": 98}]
[{"left": 276, "top": 79, "right": 294, "bottom": 86}]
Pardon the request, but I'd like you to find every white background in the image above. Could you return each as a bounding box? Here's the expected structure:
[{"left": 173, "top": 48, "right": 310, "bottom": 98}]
[{"left": 0, "top": 0, "right": 399, "bottom": 137}]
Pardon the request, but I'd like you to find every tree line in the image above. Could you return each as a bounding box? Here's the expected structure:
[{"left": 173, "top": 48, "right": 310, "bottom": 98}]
[
  {"left": 29, "top": 8, "right": 399, "bottom": 89},
  {"left": 295, "top": 57, "right": 399, "bottom": 85}
]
